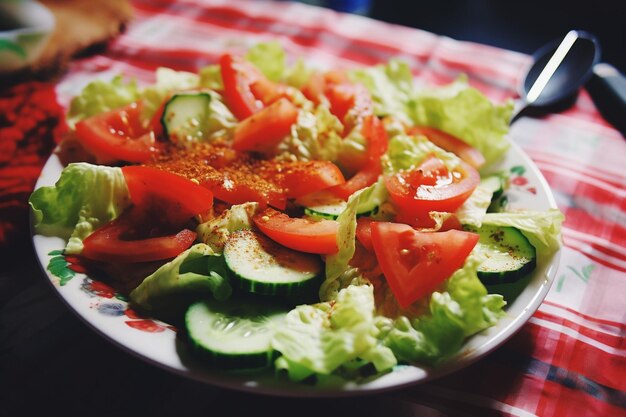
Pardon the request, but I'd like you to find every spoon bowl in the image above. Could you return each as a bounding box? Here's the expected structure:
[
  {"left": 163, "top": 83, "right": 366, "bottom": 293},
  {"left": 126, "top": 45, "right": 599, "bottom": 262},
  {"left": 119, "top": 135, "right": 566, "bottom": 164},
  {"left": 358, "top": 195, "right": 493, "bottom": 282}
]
[{"left": 511, "top": 30, "right": 601, "bottom": 122}]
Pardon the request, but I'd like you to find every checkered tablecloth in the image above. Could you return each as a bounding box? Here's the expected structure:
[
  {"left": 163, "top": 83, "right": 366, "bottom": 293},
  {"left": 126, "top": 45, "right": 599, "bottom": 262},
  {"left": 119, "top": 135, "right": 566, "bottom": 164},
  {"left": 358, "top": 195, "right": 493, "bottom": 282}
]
[{"left": 12, "top": 1, "right": 626, "bottom": 415}]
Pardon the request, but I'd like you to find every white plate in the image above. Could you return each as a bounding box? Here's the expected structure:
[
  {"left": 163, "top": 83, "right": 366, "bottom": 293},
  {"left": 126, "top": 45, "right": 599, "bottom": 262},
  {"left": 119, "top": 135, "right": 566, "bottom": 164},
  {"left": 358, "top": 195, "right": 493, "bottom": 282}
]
[{"left": 32, "top": 137, "right": 560, "bottom": 397}]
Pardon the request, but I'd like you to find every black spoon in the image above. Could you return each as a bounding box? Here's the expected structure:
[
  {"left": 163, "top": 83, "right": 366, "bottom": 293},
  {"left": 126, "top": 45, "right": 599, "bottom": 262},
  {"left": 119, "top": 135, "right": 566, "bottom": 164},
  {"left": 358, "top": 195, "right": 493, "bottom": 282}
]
[{"left": 510, "top": 30, "right": 600, "bottom": 123}]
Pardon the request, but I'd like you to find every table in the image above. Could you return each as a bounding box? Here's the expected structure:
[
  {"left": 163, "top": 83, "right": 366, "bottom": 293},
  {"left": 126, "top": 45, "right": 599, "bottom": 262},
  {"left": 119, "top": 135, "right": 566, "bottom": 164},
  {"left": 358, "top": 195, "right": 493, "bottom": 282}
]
[{"left": 1, "top": 1, "right": 625, "bottom": 416}]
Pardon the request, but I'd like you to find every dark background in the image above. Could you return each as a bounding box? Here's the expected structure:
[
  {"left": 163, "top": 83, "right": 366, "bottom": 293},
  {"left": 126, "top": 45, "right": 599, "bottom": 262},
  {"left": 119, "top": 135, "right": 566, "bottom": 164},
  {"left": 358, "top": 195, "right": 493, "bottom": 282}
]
[{"left": 368, "top": 0, "right": 625, "bottom": 73}]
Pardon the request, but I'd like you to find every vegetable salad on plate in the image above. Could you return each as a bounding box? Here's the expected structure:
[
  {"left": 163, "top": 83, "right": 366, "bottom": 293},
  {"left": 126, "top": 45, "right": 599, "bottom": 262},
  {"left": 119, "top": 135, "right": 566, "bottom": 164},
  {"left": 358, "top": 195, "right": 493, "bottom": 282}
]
[{"left": 29, "top": 42, "right": 564, "bottom": 383}]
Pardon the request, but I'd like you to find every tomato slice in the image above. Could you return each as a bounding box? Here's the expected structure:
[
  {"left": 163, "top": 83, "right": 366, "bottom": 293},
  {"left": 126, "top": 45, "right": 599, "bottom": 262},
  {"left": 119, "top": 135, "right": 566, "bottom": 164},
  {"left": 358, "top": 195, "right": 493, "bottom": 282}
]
[
  {"left": 122, "top": 165, "right": 213, "bottom": 227},
  {"left": 220, "top": 54, "right": 270, "bottom": 120},
  {"left": 75, "top": 102, "right": 156, "bottom": 164},
  {"left": 355, "top": 217, "right": 375, "bottom": 251},
  {"left": 82, "top": 208, "right": 197, "bottom": 263},
  {"left": 232, "top": 98, "right": 299, "bottom": 152},
  {"left": 408, "top": 126, "right": 485, "bottom": 169},
  {"left": 325, "top": 82, "right": 373, "bottom": 129},
  {"left": 209, "top": 180, "right": 287, "bottom": 210},
  {"left": 385, "top": 156, "right": 480, "bottom": 220},
  {"left": 278, "top": 160, "right": 345, "bottom": 199},
  {"left": 370, "top": 222, "right": 479, "bottom": 307},
  {"left": 253, "top": 207, "right": 339, "bottom": 254},
  {"left": 329, "top": 115, "right": 387, "bottom": 199}
]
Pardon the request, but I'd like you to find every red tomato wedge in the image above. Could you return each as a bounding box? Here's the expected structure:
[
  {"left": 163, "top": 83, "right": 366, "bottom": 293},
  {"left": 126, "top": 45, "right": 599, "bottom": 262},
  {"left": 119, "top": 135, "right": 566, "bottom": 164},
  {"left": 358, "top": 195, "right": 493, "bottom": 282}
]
[
  {"left": 301, "top": 70, "right": 349, "bottom": 104},
  {"left": 75, "top": 102, "right": 156, "bottom": 164},
  {"left": 370, "top": 222, "right": 479, "bottom": 307},
  {"left": 220, "top": 54, "right": 285, "bottom": 120},
  {"left": 355, "top": 217, "right": 375, "bottom": 251},
  {"left": 82, "top": 208, "right": 197, "bottom": 263},
  {"left": 325, "top": 82, "right": 373, "bottom": 129},
  {"left": 122, "top": 165, "right": 214, "bottom": 226},
  {"left": 253, "top": 207, "right": 339, "bottom": 254},
  {"left": 330, "top": 162, "right": 381, "bottom": 200},
  {"left": 209, "top": 180, "right": 287, "bottom": 211},
  {"left": 278, "top": 160, "right": 345, "bottom": 199},
  {"left": 385, "top": 156, "right": 480, "bottom": 219},
  {"left": 408, "top": 126, "right": 485, "bottom": 169},
  {"left": 329, "top": 115, "right": 387, "bottom": 199},
  {"left": 232, "top": 98, "right": 299, "bottom": 152}
]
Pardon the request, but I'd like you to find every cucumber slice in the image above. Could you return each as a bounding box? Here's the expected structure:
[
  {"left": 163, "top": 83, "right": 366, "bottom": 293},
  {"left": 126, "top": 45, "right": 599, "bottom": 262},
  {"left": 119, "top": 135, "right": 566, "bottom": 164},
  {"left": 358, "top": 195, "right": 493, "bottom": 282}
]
[
  {"left": 161, "top": 92, "right": 211, "bottom": 142},
  {"left": 468, "top": 225, "right": 536, "bottom": 285},
  {"left": 299, "top": 193, "right": 379, "bottom": 220},
  {"left": 185, "top": 299, "right": 286, "bottom": 370},
  {"left": 223, "top": 230, "right": 323, "bottom": 297}
]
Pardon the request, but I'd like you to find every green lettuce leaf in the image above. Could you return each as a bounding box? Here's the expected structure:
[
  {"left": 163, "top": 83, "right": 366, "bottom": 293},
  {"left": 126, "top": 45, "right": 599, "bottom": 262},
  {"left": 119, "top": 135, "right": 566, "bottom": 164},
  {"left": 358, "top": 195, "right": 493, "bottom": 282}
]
[
  {"left": 455, "top": 179, "right": 498, "bottom": 227},
  {"left": 383, "top": 133, "right": 461, "bottom": 174},
  {"left": 278, "top": 105, "right": 344, "bottom": 162},
  {"left": 381, "top": 254, "right": 505, "bottom": 364},
  {"left": 68, "top": 75, "right": 139, "bottom": 126},
  {"left": 481, "top": 209, "right": 564, "bottom": 256},
  {"left": 409, "top": 77, "right": 513, "bottom": 166},
  {"left": 196, "top": 202, "right": 259, "bottom": 254},
  {"left": 29, "top": 163, "right": 131, "bottom": 254},
  {"left": 272, "top": 285, "right": 397, "bottom": 381},
  {"left": 130, "top": 243, "right": 232, "bottom": 312},
  {"left": 348, "top": 59, "right": 512, "bottom": 167},
  {"left": 245, "top": 41, "right": 286, "bottom": 82},
  {"left": 199, "top": 64, "right": 223, "bottom": 91},
  {"left": 348, "top": 59, "right": 415, "bottom": 125},
  {"left": 140, "top": 67, "right": 201, "bottom": 120},
  {"left": 320, "top": 179, "right": 388, "bottom": 301}
]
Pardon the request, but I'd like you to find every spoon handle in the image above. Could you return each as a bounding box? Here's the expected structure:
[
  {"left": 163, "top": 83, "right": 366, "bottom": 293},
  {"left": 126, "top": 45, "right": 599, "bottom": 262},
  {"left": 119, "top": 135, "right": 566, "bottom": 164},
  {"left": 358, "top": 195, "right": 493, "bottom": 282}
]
[
  {"left": 587, "top": 63, "right": 626, "bottom": 137},
  {"left": 509, "top": 99, "right": 528, "bottom": 125}
]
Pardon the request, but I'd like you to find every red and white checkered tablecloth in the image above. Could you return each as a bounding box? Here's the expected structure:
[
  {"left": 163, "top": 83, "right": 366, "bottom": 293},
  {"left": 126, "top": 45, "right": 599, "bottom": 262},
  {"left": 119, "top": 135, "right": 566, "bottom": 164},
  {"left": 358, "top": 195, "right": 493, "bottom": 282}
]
[{"left": 49, "top": 1, "right": 626, "bottom": 415}]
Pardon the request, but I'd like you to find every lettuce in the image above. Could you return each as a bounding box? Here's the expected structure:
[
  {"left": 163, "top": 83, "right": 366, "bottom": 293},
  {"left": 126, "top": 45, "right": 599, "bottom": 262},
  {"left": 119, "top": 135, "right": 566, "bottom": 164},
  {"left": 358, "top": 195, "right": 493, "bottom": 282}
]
[
  {"left": 245, "top": 41, "right": 286, "bottom": 82},
  {"left": 278, "top": 105, "right": 344, "bottom": 162},
  {"left": 272, "top": 285, "right": 397, "bottom": 381},
  {"left": 68, "top": 76, "right": 139, "bottom": 126},
  {"left": 140, "top": 67, "right": 201, "bottom": 119},
  {"left": 381, "top": 255, "right": 505, "bottom": 364},
  {"left": 320, "top": 179, "right": 388, "bottom": 301},
  {"left": 409, "top": 77, "right": 513, "bottom": 166},
  {"left": 455, "top": 180, "right": 497, "bottom": 227},
  {"left": 196, "top": 202, "right": 259, "bottom": 254},
  {"left": 130, "top": 243, "right": 232, "bottom": 312},
  {"left": 29, "top": 163, "right": 131, "bottom": 254},
  {"left": 349, "top": 60, "right": 513, "bottom": 166},
  {"left": 481, "top": 209, "right": 565, "bottom": 256},
  {"left": 383, "top": 133, "right": 461, "bottom": 174},
  {"left": 348, "top": 59, "right": 415, "bottom": 125}
]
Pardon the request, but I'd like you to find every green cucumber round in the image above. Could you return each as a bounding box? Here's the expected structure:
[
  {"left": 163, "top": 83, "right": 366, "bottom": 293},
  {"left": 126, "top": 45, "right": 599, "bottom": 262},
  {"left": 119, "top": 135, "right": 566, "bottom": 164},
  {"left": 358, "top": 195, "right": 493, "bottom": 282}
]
[
  {"left": 185, "top": 298, "right": 286, "bottom": 370},
  {"left": 223, "top": 230, "right": 323, "bottom": 297}
]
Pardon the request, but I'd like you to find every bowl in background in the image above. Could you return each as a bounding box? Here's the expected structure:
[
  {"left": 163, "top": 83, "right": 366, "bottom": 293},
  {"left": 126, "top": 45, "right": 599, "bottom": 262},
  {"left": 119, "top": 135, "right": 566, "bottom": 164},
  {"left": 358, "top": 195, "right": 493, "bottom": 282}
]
[{"left": 0, "top": 0, "right": 55, "bottom": 73}]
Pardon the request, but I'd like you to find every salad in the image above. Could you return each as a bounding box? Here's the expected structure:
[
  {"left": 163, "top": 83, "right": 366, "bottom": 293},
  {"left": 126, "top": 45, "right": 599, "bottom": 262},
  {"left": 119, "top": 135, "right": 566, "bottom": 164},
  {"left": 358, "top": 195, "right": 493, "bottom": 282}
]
[{"left": 29, "top": 42, "right": 563, "bottom": 383}]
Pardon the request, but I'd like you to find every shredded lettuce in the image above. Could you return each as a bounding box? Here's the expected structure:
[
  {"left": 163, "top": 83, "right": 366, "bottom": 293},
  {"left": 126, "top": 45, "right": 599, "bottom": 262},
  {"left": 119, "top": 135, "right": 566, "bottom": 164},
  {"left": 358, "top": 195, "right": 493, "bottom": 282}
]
[
  {"left": 140, "top": 67, "right": 201, "bottom": 119},
  {"left": 68, "top": 76, "right": 139, "bottom": 126},
  {"left": 320, "top": 179, "right": 388, "bottom": 301},
  {"left": 409, "top": 77, "right": 513, "bottom": 166},
  {"left": 383, "top": 133, "right": 461, "bottom": 174},
  {"left": 349, "top": 59, "right": 512, "bottom": 166},
  {"left": 130, "top": 243, "right": 232, "bottom": 312},
  {"left": 29, "top": 163, "right": 131, "bottom": 254},
  {"left": 348, "top": 59, "right": 415, "bottom": 125},
  {"left": 196, "top": 202, "right": 259, "bottom": 254},
  {"left": 279, "top": 105, "right": 344, "bottom": 162},
  {"left": 456, "top": 180, "right": 497, "bottom": 227},
  {"left": 272, "top": 285, "right": 397, "bottom": 381},
  {"left": 245, "top": 41, "right": 287, "bottom": 82}
]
